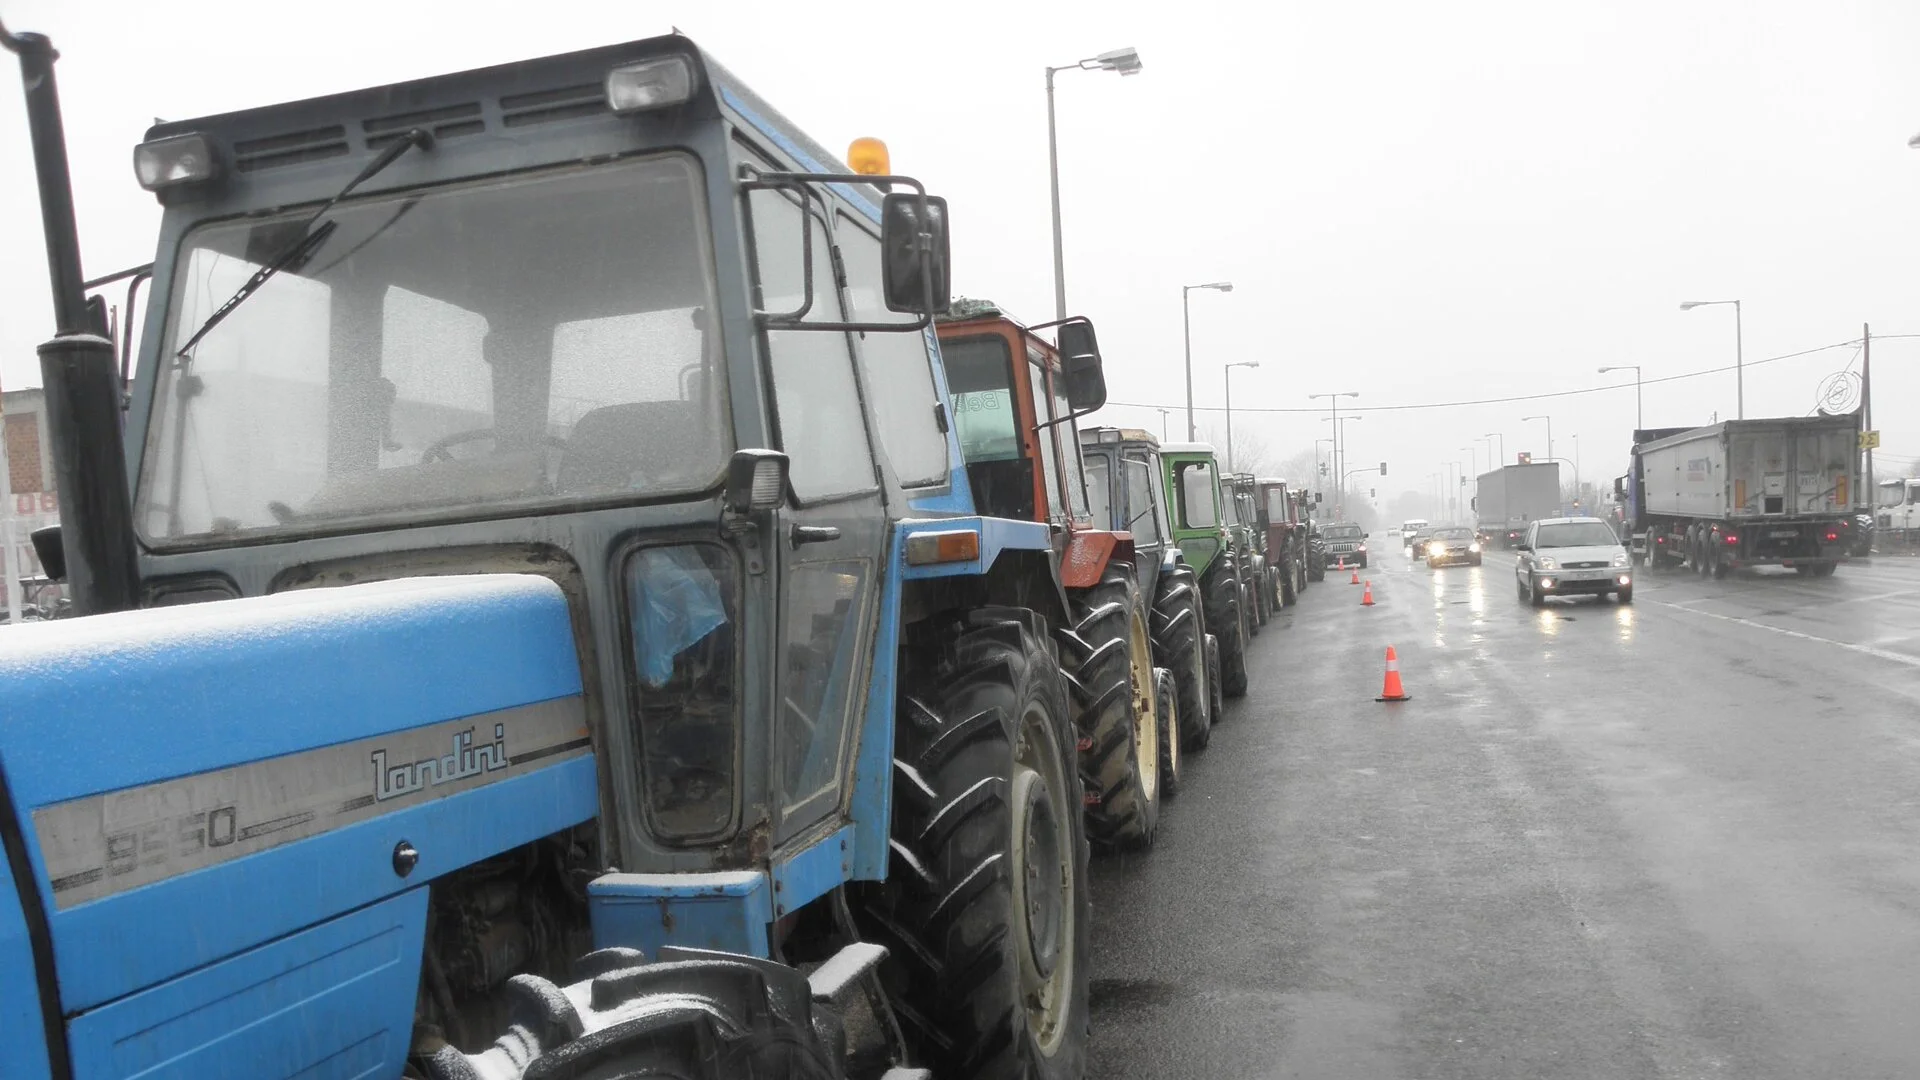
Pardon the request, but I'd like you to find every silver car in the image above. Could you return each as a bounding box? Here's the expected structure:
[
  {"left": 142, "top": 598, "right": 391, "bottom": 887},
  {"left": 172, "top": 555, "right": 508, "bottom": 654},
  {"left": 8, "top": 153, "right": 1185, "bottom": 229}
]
[{"left": 1515, "top": 517, "right": 1633, "bottom": 605}]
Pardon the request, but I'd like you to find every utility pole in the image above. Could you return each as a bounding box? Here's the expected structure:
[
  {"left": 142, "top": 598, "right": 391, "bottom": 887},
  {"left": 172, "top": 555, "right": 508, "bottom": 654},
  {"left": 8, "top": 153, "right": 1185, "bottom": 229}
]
[{"left": 1864, "top": 322, "right": 1873, "bottom": 519}]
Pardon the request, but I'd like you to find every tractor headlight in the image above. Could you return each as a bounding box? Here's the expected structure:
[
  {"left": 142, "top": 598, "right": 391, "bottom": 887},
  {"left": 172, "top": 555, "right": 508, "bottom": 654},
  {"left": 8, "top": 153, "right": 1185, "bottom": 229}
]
[
  {"left": 606, "top": 56, "right": 697, "bottom": 113},
  {"left": 134, "top": 133, "right": 219, "bottom": 191}
]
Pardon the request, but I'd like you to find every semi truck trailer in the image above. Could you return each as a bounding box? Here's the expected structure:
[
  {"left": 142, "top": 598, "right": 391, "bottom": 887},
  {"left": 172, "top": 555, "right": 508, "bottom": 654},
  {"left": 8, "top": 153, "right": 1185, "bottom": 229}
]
[
  {"left": 1474, "top": 462, "right": 1562, "bottom": 548},
  {"left": 1624, "top": 415, "right": 1860, "bottom": 578}
]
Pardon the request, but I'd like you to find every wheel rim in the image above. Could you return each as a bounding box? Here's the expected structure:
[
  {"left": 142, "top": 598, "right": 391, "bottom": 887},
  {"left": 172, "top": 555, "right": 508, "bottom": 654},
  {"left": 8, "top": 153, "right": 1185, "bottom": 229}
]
[
  {"left": 1160, "top": 676, "right": 1181, "bottom": 779},
  {"left": 1010, "top": 703, "right": 1074, "bottom": 1055},
  {"left": 1127, "top": 605, "right": 1159, "bottom": 804}
]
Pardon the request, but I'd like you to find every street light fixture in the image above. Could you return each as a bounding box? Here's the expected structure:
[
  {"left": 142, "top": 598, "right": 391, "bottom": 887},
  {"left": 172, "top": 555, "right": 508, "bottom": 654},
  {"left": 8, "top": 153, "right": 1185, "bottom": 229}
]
[
  {"left": 1598, "top": 365, "right": 1643, "bottom": 429},
  {"left": 1679, "top": 299, "right": 1743, "bottom": 419},
  {"left": 1182, "top": 282, "right": 1233, "bottom": 439},
  {"left": 1223, "top": 360, "right": 1260, "bottom": 472},
  {"left": 1046, "top": 47, "right": 1143, "bottom": 320},
  {"left": 1156, "top": 407, "right": 1171, "bottom": 441},
  {"left": 1520, "top": 414, "right": 1553, "bottom": 464}
]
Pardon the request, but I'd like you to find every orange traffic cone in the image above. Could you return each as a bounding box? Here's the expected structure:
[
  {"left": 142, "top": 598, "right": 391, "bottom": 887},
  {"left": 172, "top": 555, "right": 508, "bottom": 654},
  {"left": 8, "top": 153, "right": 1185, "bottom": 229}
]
[
  {"left": 1349, "top": 567, "right": 1361, "bottom": 585},
  {"left": 1336, "top": 555, "right": 1347, "bottom": 572},
  {"left": 1361, "top": 581, "right": 1375, "bottom": 606},
  {"left": 1376, "top": 646, "right": 1411, "bottom": 701}
]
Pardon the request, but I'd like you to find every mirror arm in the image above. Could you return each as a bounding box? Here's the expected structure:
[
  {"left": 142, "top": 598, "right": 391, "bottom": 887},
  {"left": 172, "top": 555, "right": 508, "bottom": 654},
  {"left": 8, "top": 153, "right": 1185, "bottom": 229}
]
[{"left": 745, "top": 167, "right": 936, "bottom": 333}]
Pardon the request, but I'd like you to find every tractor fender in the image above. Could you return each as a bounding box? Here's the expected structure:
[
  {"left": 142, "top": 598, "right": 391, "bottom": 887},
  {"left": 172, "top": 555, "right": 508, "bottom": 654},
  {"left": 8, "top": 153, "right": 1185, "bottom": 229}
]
[{"left": 1061, "top": 531, "right": 1133, "bottom": 590}]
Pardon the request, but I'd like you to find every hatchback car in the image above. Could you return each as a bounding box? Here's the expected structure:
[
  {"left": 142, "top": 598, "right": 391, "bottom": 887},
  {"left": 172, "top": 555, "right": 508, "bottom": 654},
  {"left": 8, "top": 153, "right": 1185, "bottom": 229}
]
[
  {"left": 1425, "top": 526, "right": 1482, "bottom": 568},
  {"left": 1515, "top": 517, "right": 1632, "bottom": 605}
]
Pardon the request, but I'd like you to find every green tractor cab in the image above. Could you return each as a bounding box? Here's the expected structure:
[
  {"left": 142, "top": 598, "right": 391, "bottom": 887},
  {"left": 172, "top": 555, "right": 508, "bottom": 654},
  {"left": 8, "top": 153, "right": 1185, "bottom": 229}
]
[{"left": 1157, "top": 445, "right": 1250, "bottom": 699}]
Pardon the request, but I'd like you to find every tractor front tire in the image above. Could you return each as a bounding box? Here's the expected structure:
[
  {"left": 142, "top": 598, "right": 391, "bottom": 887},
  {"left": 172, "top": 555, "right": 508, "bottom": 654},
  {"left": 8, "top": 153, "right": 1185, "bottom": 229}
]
[
  {"left": 1280, "top": 559, "right": 1299, "bottom": 607},
  {"left": 1063, "top": 564, "right": 1162, "bottom": 851},
  {"left": 1206, "top": 555, "right": 1251, "bottom": 699},
  {"left": 858, "top": 607, "right": 1090, "bottom": 1080},
  {"left": 1151, "top": 566, "right": 1212, "bottom": 752}
]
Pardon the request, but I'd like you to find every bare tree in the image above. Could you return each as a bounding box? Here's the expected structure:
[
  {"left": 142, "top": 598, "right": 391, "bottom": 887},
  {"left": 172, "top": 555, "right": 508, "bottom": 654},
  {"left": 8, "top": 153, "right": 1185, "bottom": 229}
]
[{"left": 1197, "top": 421, "right": 1278, "bottom": 476}]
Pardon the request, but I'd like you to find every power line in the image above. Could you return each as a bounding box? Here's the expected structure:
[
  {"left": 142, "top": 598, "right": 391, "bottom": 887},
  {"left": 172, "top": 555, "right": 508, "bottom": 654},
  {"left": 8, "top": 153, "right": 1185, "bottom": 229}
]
[{"left": 1107, "top": 339, "right": 1858, "bottom": 415}]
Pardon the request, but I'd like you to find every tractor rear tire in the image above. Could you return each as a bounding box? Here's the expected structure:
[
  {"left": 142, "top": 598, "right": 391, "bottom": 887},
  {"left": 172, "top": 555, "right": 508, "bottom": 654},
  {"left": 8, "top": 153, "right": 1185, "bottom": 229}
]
[
  {"left": 1207, "top": 554, "right": 1251, "bottom": 700},
  {"left": 857, "top": 606, "right": 1090, "bottom": 1080},
  {"left": 1252, "top": 567, "right": 1271, "bottom": 627},
  {"left": 1152, "top": 667, "right": 1182, "bottom": 798},
  {"left": 1151, "top": 566, "right": 1212, "bottom": 753},
  {"left": 1063, "top": 564, "right": 1162, "bottom": 851}
]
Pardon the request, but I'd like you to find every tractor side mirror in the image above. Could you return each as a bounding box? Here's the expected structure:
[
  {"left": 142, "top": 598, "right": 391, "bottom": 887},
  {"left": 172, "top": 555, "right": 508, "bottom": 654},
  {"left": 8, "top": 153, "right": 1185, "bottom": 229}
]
[
  {"left": 1614, "top": 477, "right": 1625, "bottom": 497},
  {"left": 1056, "top": 320, "right": 1106, "bottom": 412},
  {"left": 881, "top": 192, "right": 951, "bottom": 314},
  {"left": 31, "top": 525, "right": 66, "bottom": 582}
]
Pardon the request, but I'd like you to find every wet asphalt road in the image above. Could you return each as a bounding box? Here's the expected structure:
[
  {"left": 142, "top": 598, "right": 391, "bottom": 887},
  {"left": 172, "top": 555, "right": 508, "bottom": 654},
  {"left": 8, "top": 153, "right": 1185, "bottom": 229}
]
[{"left": 1087, "top": 542, "right": 1920, "bottom": 1079}]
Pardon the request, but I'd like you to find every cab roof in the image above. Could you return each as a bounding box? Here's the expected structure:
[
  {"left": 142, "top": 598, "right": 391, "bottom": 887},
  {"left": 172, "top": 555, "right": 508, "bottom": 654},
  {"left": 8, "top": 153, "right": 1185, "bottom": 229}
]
[{"left": 1157, "top": 442, "right": 1217, "bottom": 456}]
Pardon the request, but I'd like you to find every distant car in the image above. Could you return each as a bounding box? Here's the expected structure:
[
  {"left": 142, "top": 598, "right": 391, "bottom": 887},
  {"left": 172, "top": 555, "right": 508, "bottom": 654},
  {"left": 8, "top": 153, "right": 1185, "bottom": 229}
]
[
  {"left": 1319, "top": 523, "right": 1368, "bottom": 568},
  {"left": 1425, "top": 526, "right": 1482, "bottom": 568},
  {"left": 1398, "top": 518, "right": 1429, "bottom": 538},
  {"left": 1514, "top": 516, "right": 1632, "bottom": 606},
  {"left": 1404, "top": 527, "right": 1435, "bottom": 557}
]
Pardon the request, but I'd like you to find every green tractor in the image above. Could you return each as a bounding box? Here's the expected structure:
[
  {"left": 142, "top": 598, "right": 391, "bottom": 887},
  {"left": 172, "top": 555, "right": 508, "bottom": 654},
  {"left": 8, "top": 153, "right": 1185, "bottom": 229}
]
[
  {"left": 1157, "top": 445, "right": 1250, "bottom": 700},
  {"left": 1079, "top": 425, "right": 1218, "bottom": 760}
]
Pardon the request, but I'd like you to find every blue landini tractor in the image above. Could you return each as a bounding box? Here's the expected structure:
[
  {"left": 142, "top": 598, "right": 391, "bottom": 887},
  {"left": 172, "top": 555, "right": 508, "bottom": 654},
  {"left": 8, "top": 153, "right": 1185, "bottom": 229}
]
[{"left": 0, "top": 23, "right": 1092, "bottom": 1080}]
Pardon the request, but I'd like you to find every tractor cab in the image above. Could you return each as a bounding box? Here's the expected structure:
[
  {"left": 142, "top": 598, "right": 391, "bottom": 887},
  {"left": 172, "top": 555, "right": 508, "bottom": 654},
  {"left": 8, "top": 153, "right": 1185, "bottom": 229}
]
[
  {"left": 1156, "top": 444, "right": 1251, "bottom": 698},
  {"left": 1255, "top": 476, "right": 1310, "bottom": 604}
]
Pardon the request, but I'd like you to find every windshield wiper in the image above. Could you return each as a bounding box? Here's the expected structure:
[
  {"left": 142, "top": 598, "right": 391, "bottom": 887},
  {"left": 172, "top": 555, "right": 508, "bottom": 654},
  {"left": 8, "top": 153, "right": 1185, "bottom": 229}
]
[{"left": 175, "top": 128, "right": 432, "bottom": 363}]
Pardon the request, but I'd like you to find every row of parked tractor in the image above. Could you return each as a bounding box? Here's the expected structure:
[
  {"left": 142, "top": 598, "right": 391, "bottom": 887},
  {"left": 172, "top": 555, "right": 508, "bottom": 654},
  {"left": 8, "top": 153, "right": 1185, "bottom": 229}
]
[{"left": 0, "top": 27, "right": 1343, "bottom": 1080}]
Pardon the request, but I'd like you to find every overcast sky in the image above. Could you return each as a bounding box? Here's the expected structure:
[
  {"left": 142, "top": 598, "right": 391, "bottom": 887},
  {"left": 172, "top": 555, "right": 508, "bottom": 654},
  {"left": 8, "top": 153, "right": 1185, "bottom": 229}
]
[{"left": 5, "top": 0, "right": 1919, "bottom": 514}]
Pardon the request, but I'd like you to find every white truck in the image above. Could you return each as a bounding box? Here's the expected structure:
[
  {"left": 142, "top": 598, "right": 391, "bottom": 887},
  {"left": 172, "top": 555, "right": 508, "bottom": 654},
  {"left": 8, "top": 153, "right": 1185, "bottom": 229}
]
[
  {"left": 1474, "top": 462, "right": 1562, "bottom": 548},
  {"left": 1627, "top": 415, "right": 1859, "bottom": 577}
]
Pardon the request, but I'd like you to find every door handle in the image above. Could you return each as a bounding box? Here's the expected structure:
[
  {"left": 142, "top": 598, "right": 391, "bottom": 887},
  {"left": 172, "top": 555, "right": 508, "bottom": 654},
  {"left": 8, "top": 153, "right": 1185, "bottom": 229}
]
[{"left": 790, "top": 524, "right": 842, "bottom": 547}]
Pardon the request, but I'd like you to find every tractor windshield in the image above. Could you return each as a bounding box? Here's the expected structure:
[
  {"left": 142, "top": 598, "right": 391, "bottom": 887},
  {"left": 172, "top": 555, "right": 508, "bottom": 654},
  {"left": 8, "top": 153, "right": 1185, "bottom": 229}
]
[{"left": 137, "top": 153, "right": 726, "bottom": 543}]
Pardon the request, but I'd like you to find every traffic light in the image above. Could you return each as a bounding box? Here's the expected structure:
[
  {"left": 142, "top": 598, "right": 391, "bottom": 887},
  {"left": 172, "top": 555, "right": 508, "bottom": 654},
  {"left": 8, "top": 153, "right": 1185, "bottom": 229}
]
[
  {"left": 1370, "top": 488, "right": 1377, "bottom": 498},
  {"left": 1378, "top": 461, "right": 1387, "bottom": 475},
  {"left": 1518, "top": 452, "right": 1532, "bottom": 464}
]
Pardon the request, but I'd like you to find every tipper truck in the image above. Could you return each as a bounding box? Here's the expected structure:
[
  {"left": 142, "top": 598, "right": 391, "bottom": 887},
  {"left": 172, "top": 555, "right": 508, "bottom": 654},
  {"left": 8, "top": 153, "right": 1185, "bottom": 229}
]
[
  {"left": 1625, "top": 415, "right": 1860, "bottom": 578},
  {"left": 1474, "top": 462, "right": 1562, "bottom": 548}
]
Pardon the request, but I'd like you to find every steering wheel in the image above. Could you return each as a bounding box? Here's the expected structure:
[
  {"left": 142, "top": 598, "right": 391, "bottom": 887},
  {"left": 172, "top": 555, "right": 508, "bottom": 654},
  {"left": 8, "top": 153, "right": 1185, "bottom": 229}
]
[{"left": 421, "top": 429, "right": 567, "bottom": 464}]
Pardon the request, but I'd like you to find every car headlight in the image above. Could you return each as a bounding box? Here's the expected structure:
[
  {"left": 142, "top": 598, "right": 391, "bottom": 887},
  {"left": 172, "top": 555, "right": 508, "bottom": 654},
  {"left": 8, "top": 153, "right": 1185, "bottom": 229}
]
[
  {"left": 1611, "top": 553, "right": 1629, "bottom": 567},
  {"left": 1536, "top": 557, "right": 1558, "bottom": 570},
  {"left": 1468, "top": 543, "right": 1481, "bottom": 552},
  {"left": 1358, "top": 544, "right": 1367, "bottom": 552}
]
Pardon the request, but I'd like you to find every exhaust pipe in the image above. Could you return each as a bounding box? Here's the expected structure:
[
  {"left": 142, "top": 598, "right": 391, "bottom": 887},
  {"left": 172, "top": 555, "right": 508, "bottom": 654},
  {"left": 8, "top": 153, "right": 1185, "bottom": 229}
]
[{"left": 5, "top": 24, "right": 139, "bottom": 614}]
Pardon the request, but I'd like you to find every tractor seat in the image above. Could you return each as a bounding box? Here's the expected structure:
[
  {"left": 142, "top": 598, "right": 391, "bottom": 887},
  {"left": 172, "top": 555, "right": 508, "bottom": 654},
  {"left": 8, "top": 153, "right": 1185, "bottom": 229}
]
[{"left": 557, "top": 400, "right": 723, "bottom": 495}]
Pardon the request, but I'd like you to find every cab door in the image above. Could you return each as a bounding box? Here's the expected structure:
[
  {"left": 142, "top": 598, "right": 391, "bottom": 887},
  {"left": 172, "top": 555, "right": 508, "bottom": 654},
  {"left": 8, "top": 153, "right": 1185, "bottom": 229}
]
[{"left": 743, "top": 170, "right": 887, "bottom": 841}]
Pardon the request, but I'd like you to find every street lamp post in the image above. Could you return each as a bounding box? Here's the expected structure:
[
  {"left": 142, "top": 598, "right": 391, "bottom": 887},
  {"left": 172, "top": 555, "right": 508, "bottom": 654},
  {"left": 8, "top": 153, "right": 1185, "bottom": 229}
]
[
  {"left": 1679, "top": 299, "right": 1743, "bottom": 419},
  {"left": 1156, "top": 408, "right": 1171, "bottom": 440},
  {"left": 1484, "top": 432, "right": 1505, "bottom": 468},
  {"left": 1183, "top": 282, "right": 1233, "bottom": 439},
  {"left": 1310, "top": 391, "right": 1360, "bottom": 512},
  {"left": 1321, "top": 412, "right": 1362, "bottom": 517},
  {"left": 1598, "top": 365, "right": 1643, "bottom": 429},
  {"left": 1223, "top": 360, "right": 1259, "bottom": 472},
  {"left": 1047, "top": 47, "right": 1143, "bottom": 320},
  {"left": 1521, "top": 414, "right": 1553, "bottom": 464}
]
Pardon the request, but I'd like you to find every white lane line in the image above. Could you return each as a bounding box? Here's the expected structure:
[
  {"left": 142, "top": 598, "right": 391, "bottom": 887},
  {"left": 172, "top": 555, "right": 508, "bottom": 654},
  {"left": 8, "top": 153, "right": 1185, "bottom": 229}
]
[{"left": 1645, "top": 597, "right": 1920, "bottom": 670}]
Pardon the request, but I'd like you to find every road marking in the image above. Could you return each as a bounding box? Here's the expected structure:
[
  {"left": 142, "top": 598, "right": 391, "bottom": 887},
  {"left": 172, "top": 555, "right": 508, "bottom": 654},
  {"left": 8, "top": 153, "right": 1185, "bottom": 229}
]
[{"left": 1646, "top": 597, "right": 1920, "bottom": 670}]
